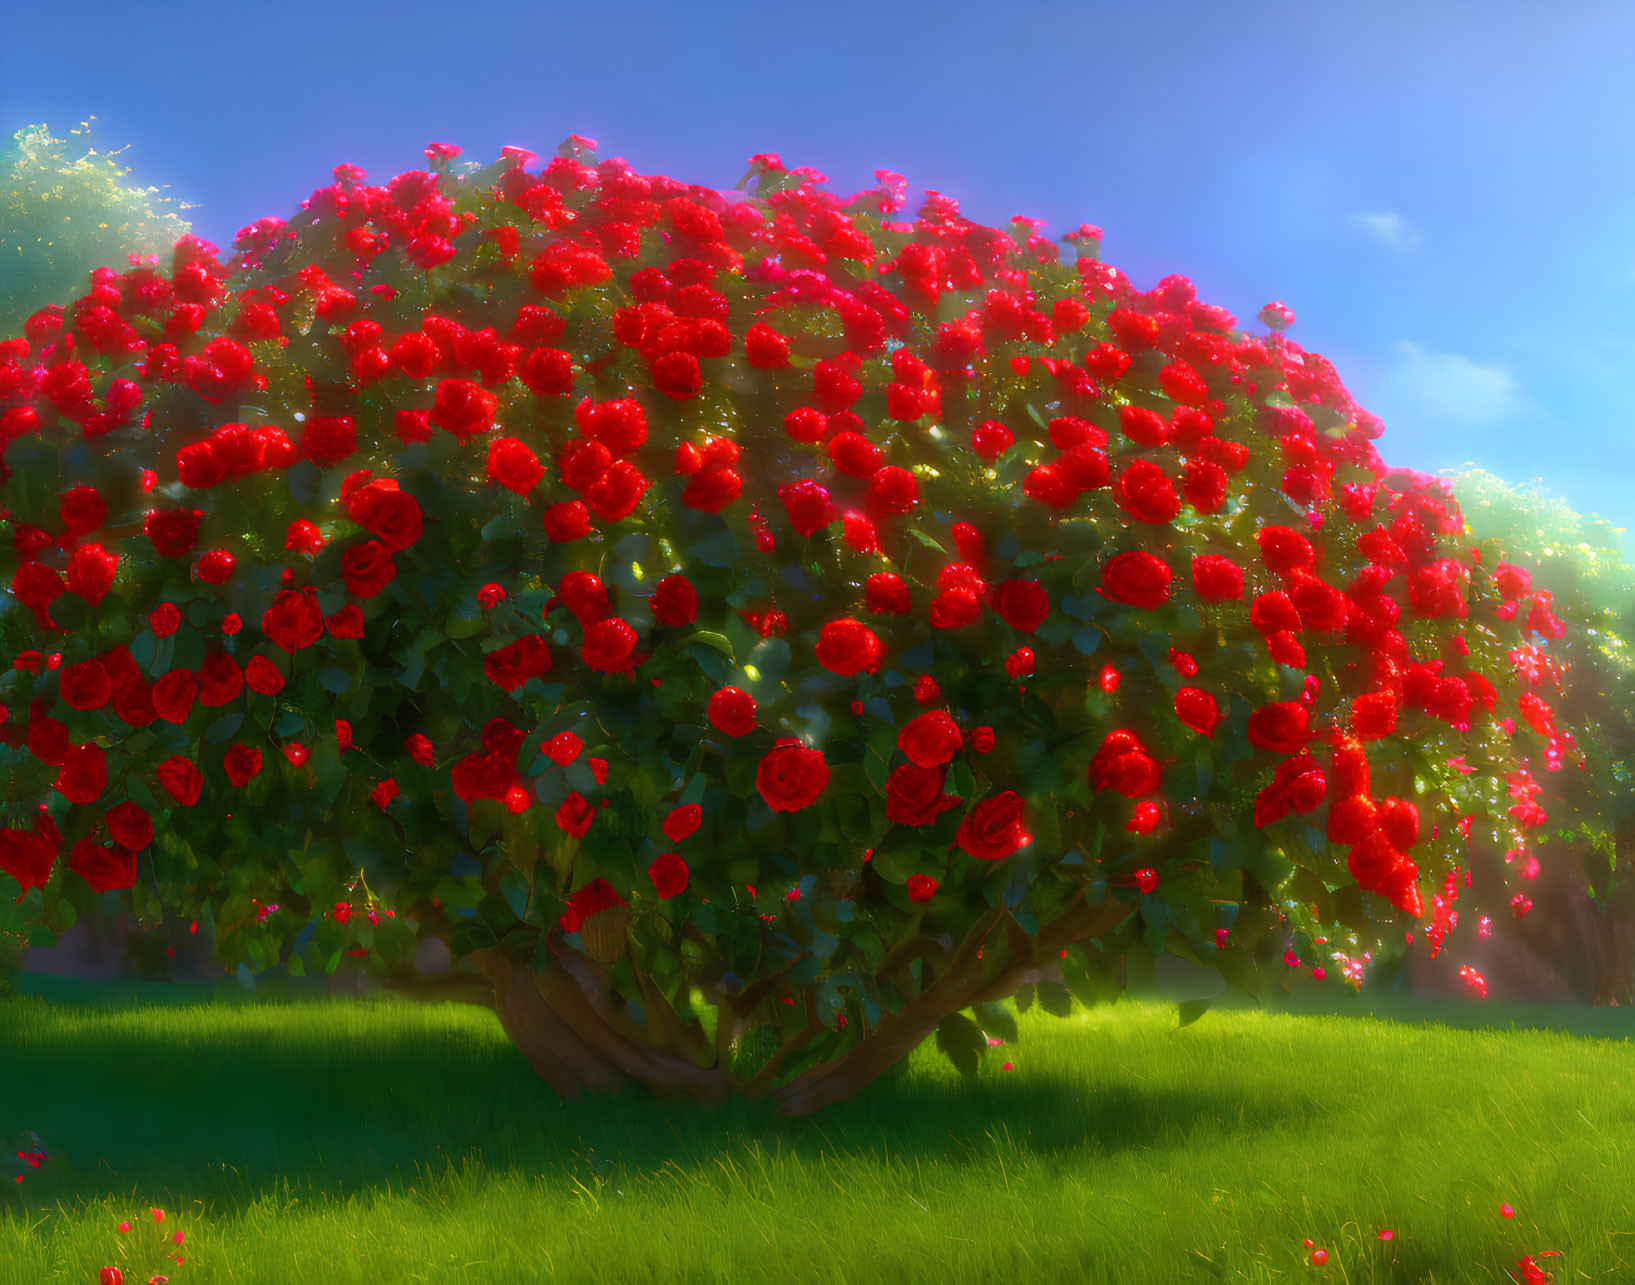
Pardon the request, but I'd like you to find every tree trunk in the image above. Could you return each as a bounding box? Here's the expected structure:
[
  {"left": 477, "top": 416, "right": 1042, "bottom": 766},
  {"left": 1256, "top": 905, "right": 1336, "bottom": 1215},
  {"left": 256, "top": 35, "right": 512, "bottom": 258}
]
[{"left": 467, "top": 892, "right": 1134, "bottom": 1116}]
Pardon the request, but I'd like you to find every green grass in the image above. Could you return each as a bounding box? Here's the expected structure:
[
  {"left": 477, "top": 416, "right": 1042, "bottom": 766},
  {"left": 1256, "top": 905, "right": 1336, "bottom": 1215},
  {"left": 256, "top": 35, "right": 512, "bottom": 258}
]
[{"left": 4, "top": 977, "right": 1635, "bottom": 1283}]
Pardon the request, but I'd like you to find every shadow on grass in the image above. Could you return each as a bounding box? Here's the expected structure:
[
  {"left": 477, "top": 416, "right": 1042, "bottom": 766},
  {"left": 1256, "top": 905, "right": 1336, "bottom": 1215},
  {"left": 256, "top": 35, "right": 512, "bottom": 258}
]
[{"left": 2, "top": 974, "right": 1307, "bottom": 1223}]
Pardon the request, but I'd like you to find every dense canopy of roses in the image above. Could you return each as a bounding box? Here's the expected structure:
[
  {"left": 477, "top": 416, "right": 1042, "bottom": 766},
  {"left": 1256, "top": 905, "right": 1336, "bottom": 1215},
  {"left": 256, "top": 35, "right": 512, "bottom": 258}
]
[{"left": 0, "top": 136, "right": 1587, "bottom": 1107}]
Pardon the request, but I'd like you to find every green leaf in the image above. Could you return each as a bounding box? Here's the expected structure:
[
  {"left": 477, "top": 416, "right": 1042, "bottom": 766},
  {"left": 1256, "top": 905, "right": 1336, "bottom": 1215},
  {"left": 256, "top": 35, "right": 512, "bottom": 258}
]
[
  {"left": 1013, "top": 982, "right": 1034, "bottom": 1014},
  {"left": 446, "top": 606, "right": 485, "bottom": 639},
  {"left": 449, "top": 920, "right": 498, "bottom": 956},
  {"left": 906, "top": 526, "right": 946, "bottom": 552},
  {"left": 689, "top": 527, "right": 739, "bottom": 567},
  {"left": 318, "top": 667, "right": 353, "bottom": 695},
  {"left": 203, "top": 711, "right": 245, "bottom": 744},
  {"left": 934, "top": 1012, "right": 985, "bottom": 1078},
  {"left": 1035, "top": 979, "right": 1073, "bottom": 1018},
  {"left": 1177, "top": 997, "right": 1213, "bottom": 1028},
  {"left": 971, "top": 1000, "right": 1019, "bottom": 1044},
  {"left": 689, "top": 631, "right": 736, "bottom": 663}
]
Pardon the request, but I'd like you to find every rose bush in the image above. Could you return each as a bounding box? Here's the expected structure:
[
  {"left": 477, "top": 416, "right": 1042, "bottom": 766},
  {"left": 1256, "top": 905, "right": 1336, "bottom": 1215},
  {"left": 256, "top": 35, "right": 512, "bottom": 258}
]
[{"left": 0, "top": 135, "right": 1588, "bottom": 1113}]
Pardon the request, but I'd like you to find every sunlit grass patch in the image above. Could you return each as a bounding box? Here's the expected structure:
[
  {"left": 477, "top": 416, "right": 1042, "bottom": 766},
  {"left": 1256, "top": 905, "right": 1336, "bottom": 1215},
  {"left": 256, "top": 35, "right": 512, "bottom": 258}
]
[{"left": 3, "top": 984, "right": 1634, "bottom": 1282}]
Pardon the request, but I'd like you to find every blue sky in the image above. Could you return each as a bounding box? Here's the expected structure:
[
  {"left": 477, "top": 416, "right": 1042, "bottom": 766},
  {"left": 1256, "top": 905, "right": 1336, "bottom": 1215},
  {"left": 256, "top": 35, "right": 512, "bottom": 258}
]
[{"left": 6, "top": 0, "right": 1634, "bottom": 555}]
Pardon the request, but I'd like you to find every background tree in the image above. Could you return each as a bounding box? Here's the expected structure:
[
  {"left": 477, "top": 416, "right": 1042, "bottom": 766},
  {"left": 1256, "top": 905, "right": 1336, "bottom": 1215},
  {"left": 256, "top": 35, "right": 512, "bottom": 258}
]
[
  {"left": 0, "top": 137, "right": 1595, "bottom": 1113},
  {"left": 1437, "top": 468, "right": 1635, "bottom": 1002},
  {"left": 0, "top": 119, "right": 192, "bottom": 341}
]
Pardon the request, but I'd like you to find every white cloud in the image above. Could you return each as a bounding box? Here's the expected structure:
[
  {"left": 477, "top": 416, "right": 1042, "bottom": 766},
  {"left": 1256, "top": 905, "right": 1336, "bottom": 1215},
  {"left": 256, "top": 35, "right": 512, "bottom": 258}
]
[
  {"left": 1350, "top": 211, "right": 1421, "bottom": 251},
  {"left": 1377, "top": 341, "right": 1537, "bottom": 430}
]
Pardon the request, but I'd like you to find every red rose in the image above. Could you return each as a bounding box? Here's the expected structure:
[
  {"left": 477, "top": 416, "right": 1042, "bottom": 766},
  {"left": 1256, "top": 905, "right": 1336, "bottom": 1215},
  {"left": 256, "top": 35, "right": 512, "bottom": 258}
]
[
  {"left": 326, "top": 605, "right": 366, "bottom": 639},
  {"left": 866, "top": 573, "right": 913, "bottom": 615},
  {"left": 405, "top": 733, "right": 436, "bottom": 766},
  {"left": 26, "top": 704, "right": 70, "bottom": 766},
  {"left": 814, "top": 618, "right": 886, "bottom": 676},
  {"left": 153, "top": 669, "right": 198, "bottom": 724},
  {"left": 196, "top": 650, "right": 243, "bottom": 707},
  {"left": 283, "top": 519, "right": 324, "bottom": 556},
  {"left": 370, "top": 778, "right": 400, "bottom": 809},
  {"left": 1182, "top": 458, "right": 1229, "bottom": 513},
  {"left": 649, "top": 349, "right": 702, "bottom": 400},
  {"left": 60, "top": 659, "right": 111, "bottom": 711},
  {"left": 755, "top": 738, "right": 830, "bottom": 812},
  {"left": 341, "top": 540, "right": 397, "bottom": 598},
  {"left": 103, "top": 801, "right": 154, "bottom": 850},
  {"left": 744, "top": 321, "right": 790, "bottom": 368},
  {"left": 1174, "top": 688, "right": 1222, "bottom": 738},
  {"left": 970, "top": 419, "right": 1014, "bottom": 462},
  {"left": 261, "top": 589, "right": 324, "bottom": 653},
  {"left": 149, "top": 602, "right": 182, "bottom": 637},
  {"left": 708, "top": 688, "right": 757, "bottom": 738},
  {"left": 1023, "top": 463, "right": 1078, "bottom": 511},
  {"left": 559, "top": 439, "right": 612, "bottom": 493},
  {"left": 65, "top": 543, "right": 118, "bottom": 605},
  {"left": 1327, "top": 793, "right": 1378, "bottom": 846},
  {"left": 650, "top": 575, "right": 698, "bottom": 627},
  {"left": 451, "top": 749, "right": 516, "bottom": 802},
  {"left": 1351, "top": 691, "right": 1399, "bottom": 740},
  {"left": 177, "top": 439, "right": 224, "bottom": 488},
  {"left": 661, "top": 803, "right": 702, "bottom": 842},
  {"left": 897, "top": 709, "right": 963, "bottom": 769},
  {"left": 223, "top": 743, "right": 263, "bottom": 788},
  {"left": 193, "top": 549, "right": 235, "bottom": 585},
  {"left": 518, "top": 346, "right": 574, "bottom": 396},
  {"left": 1116, "top": 459, "right": 1181, "bottom": 525},
  {"left": 431, "top": 378, "right": 498, "bottom": 438},
  {"left": 1267, "top": 631, "right": 1306, "bottom": 668},
  {"left": 0, "top": 826, "right": 56, "bottom": 896},
  {"left": 906, "top": 874, "right": 939, "bottom": 903},
  {"left": 69, "top": 838, "right": 137, "bottom": 893},
  {"left": 345, "top": 481, "right": 423, "bottom": 552},
  {"left": 300, "top": 415, "right": 357, "bottom": 466},
  {"left": 1058, "top": 444, "right": 1110, "bottom": 491},
  {"left": 1118, "top": 405, "right": 1169, "bottom": 448},
  {"left": 54, "top": 743, "right": 108, "bottom": 804},
  {"left": 580, "top": 617, "right": 638, "bottom": 673},
  {"left": 484, "top": 635, "right": 553, "bottom": 690},
  {"left": 1347, "top": 829, "right": 1406, "bottom": 892},
  {"left": 1407, "top": 559, "right": 1469, "bottom": 620},
  {"left": 648, "top": 851, "right": 690, "bottom": 899},
  {"left": 1493, "top": 562, "right": 1530, "bottom": 601},
  {"left": 779, "top": 479, "right": 835, "bottom": 537},
  {"left": 543, "top": 500, "right": 591, "bottom": 542},
  {"left": 486, "top": 437, "right": 545, "bottom": 493},
  {"left": 585, "top": 460, "right": 649, "bottom": 522},
  {"left": 886, "top": 763, "right": 962, "bottom": 826},
  {"left": 58, "top": 485, "right": 107, "bottom": 538},
  {"left": 953, "top": 791, "right": 1030, "bottom": 860},
  {"left": 141, "top": 509, "right": 203, "bottom": 561},
  {"left": 989, "top": 579, "right": 1050, "bottom": 633},
  {"left": 554, "top": 571, "right": 608, "bottom": 624},
  {"left": 244, "top": 655, "right": 285, "bottom": 696},
  {"left": 558, "top": 878, "right": 625, "bottom": 933},
  {"left": 1087, "top": 730, "right": 1162, "bottom": 797},
  {"left": 1246, "top": 701, "right": 1310, "bottom": 755},
  {"left": 1250, "top": 591, "right": 1303, "bottom": 635},
  {"left": 682, "top": 466, "right": 742, "bottom": 513},
  {"left": 865, "top": 465, "right": 919, "bottom": 515},
  {"left": 555, "top": 790, "right": 596, "bottom": 838},
  {"left": 545, "top": 731, "right": 583, "bottom": 765},
  {"left": 1191, "top": 554, "right": 1244, "bottom": 602},
  {"left": 1257, "top": 525, "right": 1315, "bottom": 577},
  {"left": 575, "top": 396, "right": 648, "bottom": 456},
  {"left": 1100, "top": 551, "right": 1171, "bottom": 609}
]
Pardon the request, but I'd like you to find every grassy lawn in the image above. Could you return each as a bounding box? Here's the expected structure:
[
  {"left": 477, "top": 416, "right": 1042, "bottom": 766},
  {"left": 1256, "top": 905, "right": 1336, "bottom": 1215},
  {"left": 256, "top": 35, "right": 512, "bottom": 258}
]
[{"left": 3, "top": 976, "right": 1635, "bottom": 1282}]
